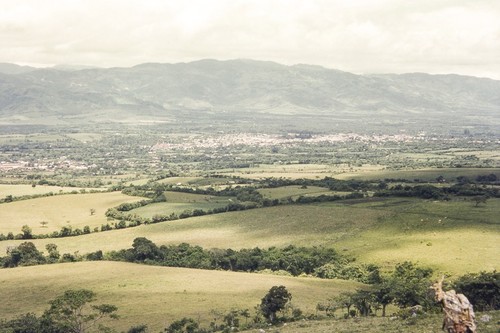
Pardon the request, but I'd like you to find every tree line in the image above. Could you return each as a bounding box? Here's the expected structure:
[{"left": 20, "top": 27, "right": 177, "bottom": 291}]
[
  {"left": 0, "top": 239, "right": 378, "bottom": 283},
  {"left": 106, "top": 238, "right": 380, "bottom": 283}
]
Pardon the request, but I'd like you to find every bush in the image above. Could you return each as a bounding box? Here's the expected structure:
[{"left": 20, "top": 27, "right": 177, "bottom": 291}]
[{"left": 453, "top": 271, "right": 500, "bottom": 311}]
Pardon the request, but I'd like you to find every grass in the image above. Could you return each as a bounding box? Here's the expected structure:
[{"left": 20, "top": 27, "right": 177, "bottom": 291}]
[
  {"left": 157, "top": 176, "right": 201, "bottom": 185},
  {"left": 257, "top": 186, "right": 341, "bottom": 200},
  {"left": 0, "top": 184, "right": 97, "bottom": 197},
  {"left": 339, "top": 167, "right": 500, "bottom": 181},
  {"left": 340, "top": 199, "right": 500, "bottom": 274},
  {"left": 130, "top": 191, "right": 234, "bottom": 218},
  {"left": 239, "top": 311, "right": 500, "bottom": 333},
  {"left": 220, "top": 163, "right": 385, "bottom": 180},
  {"left": 0, "top": 192, "right": 142, "bottom": 234},
  {"left": 0, "top": 261, "right": 362, "bottom": 332},
  {"left": 0, "top": 203, "right": 389, "bottom": 254},
  {"left": 2, "top": 197, "right": 498, "bottom": 275}
]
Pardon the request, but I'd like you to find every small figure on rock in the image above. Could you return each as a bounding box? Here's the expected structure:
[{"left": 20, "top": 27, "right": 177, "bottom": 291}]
[{"left": 431, "top": 276, "right": 477, "bottom": 333}]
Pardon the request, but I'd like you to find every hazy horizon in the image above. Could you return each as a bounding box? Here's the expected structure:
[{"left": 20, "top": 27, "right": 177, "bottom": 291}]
[{"left": 1, "top": 0, "right": 499, "bottom": 80}]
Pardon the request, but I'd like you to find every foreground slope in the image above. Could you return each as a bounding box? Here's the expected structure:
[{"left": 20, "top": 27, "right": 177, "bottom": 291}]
[{"left": 0, "top": 261, "right": 361, "bottom": 332}]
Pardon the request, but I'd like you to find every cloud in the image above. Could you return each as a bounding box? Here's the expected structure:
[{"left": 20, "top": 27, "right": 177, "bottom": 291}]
[{"left": 0, "top": 0, "right": 499, "bottom": 79}]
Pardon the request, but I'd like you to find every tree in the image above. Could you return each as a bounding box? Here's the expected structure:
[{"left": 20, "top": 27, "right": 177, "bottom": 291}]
[
  {"left": 132, "top": 237, "right": 161, "bottom": 261},
  {"left": 260, "top": 285, "right": 292, "bottom": 323},
  {"left": 0, "top": 312, "right": 41, "bottom": 332},
  {"left": 223, "top": 309, "right": 240, "bottom": 328},
  {"left": 351, "top": 290, "right": 374, "bottom": 317},
  {"left": 389, "top": 261, "right": 434, "bottom": 309},
  {"left": 334, "top": 292, "right": 354, "bottom": 315},
  {"left": 21, "top": 225, "right": 33, "bottom": 239},
  {"left": 90, "top": 208, "right": 96, "bottom": 216},
  {"left": 46, "top": 243, "right": 61, "bottom": 262},
  {"left": 43, "top": 289, "right": 118, "bottom": 333},
  {"left": 316, "top": 299, "right": 336, "bottom": 317},
  {"left": 453, "top": 271, "right": 500, "bottom": 311},
  {"left": 3, "top": 242, "right": 45, "bottom": 268},
  {"left": 372, "top": 280, "right": 394, "bottom": 317},
  {"left": 164, "top": 317, "right": 199, "bottom": 333}
]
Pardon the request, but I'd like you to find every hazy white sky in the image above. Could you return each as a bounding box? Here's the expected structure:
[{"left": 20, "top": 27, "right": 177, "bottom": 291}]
[{"left": 1, "top": 0, "right": 499, "bottom": 79}]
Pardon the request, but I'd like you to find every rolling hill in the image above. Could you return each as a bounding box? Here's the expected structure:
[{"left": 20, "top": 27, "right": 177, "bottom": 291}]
[{"left": 0, "top": 261, "right": 361, "bottom": 332}]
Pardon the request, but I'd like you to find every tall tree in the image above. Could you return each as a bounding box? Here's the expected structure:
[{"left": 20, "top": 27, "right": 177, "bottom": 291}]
[
  {"left": 372, "top": 281, "right": 394, "bottom": 317},
  {"left": 43, "top": 289, "right": 118, "bottom": 333},
  {"left": 389, "top": 261, "right": 434, "bottom": 309},
  {"left": 260, "top": 286, "right": 292, "bottom": 323}
]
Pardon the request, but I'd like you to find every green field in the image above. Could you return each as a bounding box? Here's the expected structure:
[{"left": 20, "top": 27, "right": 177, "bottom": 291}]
[
  {"left": 2, "top": 197, "right": 498, "bottom": 275},
  {"left": 258, "top": 185, "right": 341, "bottom": 200},
  {"left": 337, "top": 167, "right": 500, "bottom": 181},
  {"left": 220, "top": 163, "right": 386, "bottom": 180},
  {"left": 0, "top": 261, "right": 361, "bottom": 332},
  {"left": 131, "top": 191, "right": 234, "bottom": 218},
  {"left": 0, "top": 192, "right": 142, "bottom": 234}
]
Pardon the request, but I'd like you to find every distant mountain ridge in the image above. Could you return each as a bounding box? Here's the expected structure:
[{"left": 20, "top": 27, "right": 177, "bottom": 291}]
[{"left": 0, "top": 59, "right": 499, "bottom": 129}]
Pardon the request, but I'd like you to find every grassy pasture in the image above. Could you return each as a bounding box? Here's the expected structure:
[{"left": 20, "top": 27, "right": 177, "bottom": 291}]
[
  {"left": 221, "top": 163, "right": 385, "bottom": 180},
  {"left": 0, "top": 184, "right": 98, "bottom": 197},
  {"left": 0, "top": 261, "right": 361, "bottom": 332},
  {"left": 131, "top": 191, "right": 234, "bottom": 218},
  {"left": 2, "top": 197, "right": 498, "bottom": 275},
  {"left": 157, "top": 176, "right": 200, "bottom": 185},
  {"left": 0, "top": 203, "right": 389, "bottom": 254},
  {"left": 0, "top": 192, "right": 142, "bottom": 234},
  {"left": 332, "top": 198, "right": 500, "bottom": 274},
  {"left": 165, "top": 176, "right": 240, "bottom": 187},
  {"left": 258, "top": 185, "right": 348, "bottom": 200},
  {"left": 336, "top": 167, "right": 500, "bottom": 181}
]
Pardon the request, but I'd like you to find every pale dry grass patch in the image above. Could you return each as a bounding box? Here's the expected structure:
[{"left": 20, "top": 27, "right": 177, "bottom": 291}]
[
  {"left": 0, "top": 184, "right": 98, "bottom": 197},
  {"left": 0, "top": 192, "right": 142, "bottom": 234}
]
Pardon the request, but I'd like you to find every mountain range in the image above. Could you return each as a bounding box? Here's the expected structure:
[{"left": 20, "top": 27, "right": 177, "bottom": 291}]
[{"left": 0, "top": 59, "right": 498, "bottom": 132}]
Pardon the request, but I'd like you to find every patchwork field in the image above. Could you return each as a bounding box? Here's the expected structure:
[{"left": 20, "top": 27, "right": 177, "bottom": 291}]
[
  {"left": 221, "top": 163, "right": 386, "bottom": 180},
  {"left": 0, "top": 261, "right": 362, "bottom": 332},
  {"left": 2, "top": 197, "right": 498, "bottom": 275},
  {"left": 337, "top": 167, "right": 500, "bottom": 181}
]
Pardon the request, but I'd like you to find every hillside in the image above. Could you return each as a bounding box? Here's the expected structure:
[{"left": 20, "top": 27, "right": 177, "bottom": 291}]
[
  {"left": 1, "top": 59, "right": 499, "bottom": 131},
  {"left": 2, "top": 197, "right": 498, "bottom": 275},
  {"left": 0, "top": 261, "right": 361, "bottom": 332}
]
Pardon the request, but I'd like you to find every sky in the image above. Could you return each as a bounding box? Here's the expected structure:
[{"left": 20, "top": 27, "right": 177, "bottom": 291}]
[{"left": 1, "top": 0, "right": 499, "bottom": 79}]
